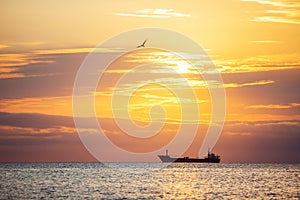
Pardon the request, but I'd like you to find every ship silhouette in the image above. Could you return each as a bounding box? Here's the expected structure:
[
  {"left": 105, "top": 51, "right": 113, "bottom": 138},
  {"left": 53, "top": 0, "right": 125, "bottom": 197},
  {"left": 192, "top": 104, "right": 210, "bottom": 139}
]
[{"left": 158, "top": 149, "right": 220, "bottom": 163}]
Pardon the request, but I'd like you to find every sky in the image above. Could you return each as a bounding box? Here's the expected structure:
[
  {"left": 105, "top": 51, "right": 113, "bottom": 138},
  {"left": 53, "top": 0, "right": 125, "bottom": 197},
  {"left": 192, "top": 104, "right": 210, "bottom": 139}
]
[{"left": 0, "top": 0, "right": 300, "bottom": 163}]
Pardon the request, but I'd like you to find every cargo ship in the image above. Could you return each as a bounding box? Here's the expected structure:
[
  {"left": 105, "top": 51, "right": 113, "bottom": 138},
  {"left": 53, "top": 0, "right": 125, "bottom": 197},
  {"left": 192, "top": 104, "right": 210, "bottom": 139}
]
[{"left": 158, "top": 150, "right": 220, "bottom": 163}]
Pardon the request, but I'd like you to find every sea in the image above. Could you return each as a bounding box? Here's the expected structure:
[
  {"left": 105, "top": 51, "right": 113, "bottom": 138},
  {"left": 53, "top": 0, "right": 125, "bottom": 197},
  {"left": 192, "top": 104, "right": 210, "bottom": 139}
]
[{"left": 0, "top": 163, "right": 299, "bottom": 199}]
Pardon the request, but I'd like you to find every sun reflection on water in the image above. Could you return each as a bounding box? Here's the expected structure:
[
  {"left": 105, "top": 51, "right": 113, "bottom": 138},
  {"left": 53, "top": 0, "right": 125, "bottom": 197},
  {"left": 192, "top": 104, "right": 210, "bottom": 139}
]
[{"left": 0, "top": 163, "right": 299, "bottom": 199}]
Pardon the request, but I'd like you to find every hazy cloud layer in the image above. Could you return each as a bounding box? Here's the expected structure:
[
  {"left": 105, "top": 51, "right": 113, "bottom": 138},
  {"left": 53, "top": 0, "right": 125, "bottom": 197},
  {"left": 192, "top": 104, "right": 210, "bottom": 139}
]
[
  {"left": 0, "top": 48, "right": 299, "bottom": 162},
  {"left": 0, "top": 112, "right": 299, "bottom": 162},
  {"left": 241, "top": 0, "right": 300, "bottom": 24}
]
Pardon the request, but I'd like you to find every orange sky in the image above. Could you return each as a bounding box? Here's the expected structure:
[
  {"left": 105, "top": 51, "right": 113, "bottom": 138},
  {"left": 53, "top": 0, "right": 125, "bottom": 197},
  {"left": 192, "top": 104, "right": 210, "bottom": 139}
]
[{"left": 0, "top": 0, "right": 300, "bottom": 163}]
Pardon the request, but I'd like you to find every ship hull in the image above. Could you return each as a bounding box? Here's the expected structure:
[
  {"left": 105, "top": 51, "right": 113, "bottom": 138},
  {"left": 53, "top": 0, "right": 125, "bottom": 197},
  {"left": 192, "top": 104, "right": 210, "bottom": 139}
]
[{"left": 158, "top": 155, "right": 220, "bottom": 163}]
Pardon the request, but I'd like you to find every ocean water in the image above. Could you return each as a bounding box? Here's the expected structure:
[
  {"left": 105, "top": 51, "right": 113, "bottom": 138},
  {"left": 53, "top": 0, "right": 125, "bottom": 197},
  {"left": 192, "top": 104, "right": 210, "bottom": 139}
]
[{"left": 0, "top": 163, "right": 299, "bottom": 199}]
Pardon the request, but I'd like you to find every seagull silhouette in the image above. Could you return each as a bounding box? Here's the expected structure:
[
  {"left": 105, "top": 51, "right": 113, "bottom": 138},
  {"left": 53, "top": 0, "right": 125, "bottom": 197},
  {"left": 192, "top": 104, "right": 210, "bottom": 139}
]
[{"left": 137, "top": 39, "right": 147, "bottom": 48}]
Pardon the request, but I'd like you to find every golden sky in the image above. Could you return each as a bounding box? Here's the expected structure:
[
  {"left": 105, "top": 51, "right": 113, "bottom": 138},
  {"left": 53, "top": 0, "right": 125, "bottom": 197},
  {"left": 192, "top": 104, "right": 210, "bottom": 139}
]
[{"left": 0, "top": 0, "right": 300, "bottom": 162}]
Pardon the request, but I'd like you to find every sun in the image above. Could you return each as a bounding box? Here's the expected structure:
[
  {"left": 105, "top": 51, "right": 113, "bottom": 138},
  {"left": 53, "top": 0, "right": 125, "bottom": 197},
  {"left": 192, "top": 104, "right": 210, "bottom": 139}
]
[{"left": 176, "top": 63, "right": 190, "bottom": 73}]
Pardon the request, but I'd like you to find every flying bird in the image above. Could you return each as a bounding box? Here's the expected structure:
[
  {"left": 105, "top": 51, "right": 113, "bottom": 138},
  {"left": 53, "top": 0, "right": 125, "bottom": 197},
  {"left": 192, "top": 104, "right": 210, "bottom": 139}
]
[{"left": 137, "top": 39, "right": 147, "bottom": 48}]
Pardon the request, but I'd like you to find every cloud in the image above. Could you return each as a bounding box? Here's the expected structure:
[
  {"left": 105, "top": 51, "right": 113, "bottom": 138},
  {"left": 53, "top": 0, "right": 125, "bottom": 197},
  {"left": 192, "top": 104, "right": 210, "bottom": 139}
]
[
  {"left": 215, "top": 53, "right": 300, "bottom": 73},
  {"left": 217, "top": 119, "right": 300, "bottom": 163},
  {"left": 0, "top": 112, "right": 76, "bottom": 143},
  {"left": 241, "top": 0, "right": 300, "bottom": 24},
  {"left": 0, "top": 46, "right": 125, "bottom": 80},
  {"left": 247, "top": 102, "right": 300, "bottom": 109},
  {"left": 0, "top": 53, "right": 53, "bottom": 68},
  {"left": 224, "top": 131, "right": 252, "bottom": 136},
  {"left": 252, "top": 16, "right": 300, "bottom": 25},
  {"left": 249, "top": 40, "right": 281, "bottom": 43},
  {"left": 2, "top": 44, "right": 298, "bottom": 82},
  {"left": 105, "top": 50, "right": 300, "bottom": 75},
  {"left": 110, "top": 77, "right": 274, "bottom": 91},
  {"left": 0, "top": 42, "right": 45, "bottom": 54},
  {"left": 0, "top": 125, "right": 75, "bottom": 138},
  {"left": 0, "top": 112, "right": 74, "bottom": 129},
  {"left": 224, "top": 80, "right": 275, "bottom": 88},
  {"left": 1, "top": 112, "right": 299, "bottom": 162},
  {"left": 34, "top": 48, "right": 94, "bottom": 55},
  {"left": 224, "top": 119, "right": 300, "bottom": 137},
  {"left": 33, "top": 47, "right": 121, "bottom": 55},
  {"left": 241, "top": 0, "right": 300, "bottom": 8},
  {"left": 0, "top": 53, "right": 55, "bottom": 79},
  {"left": 0, "top": 112, "right": 96, "bottom": 162},
  {"left": 226, "top": 119, "right": 300, "bottom": 125},
  {"left": 0, "top": 45, "right": 9, "bottom": 49},
  {"left": 0, "top": 96, "right": 72, "bottom": 116},
  {"left": 113, "top": 9, "right": 190, "bottom": 18}
]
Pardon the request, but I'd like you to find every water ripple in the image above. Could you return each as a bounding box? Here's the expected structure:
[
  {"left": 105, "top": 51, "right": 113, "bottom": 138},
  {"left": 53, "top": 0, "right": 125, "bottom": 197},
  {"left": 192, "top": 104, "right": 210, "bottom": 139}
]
[{"left": 0, "top": 163, "right": 299, "bottom": 199}]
